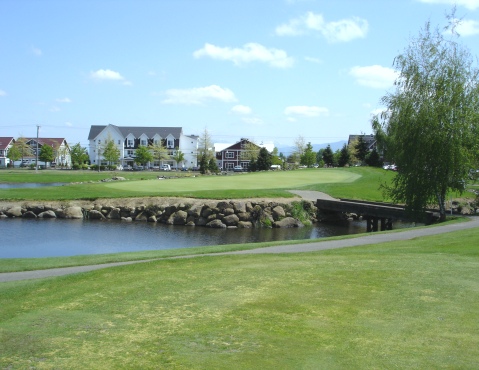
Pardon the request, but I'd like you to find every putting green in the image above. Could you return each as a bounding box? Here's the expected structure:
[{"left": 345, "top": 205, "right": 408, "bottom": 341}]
[{"left": 105, "top": 169, "right": 361, "bottom": 193}]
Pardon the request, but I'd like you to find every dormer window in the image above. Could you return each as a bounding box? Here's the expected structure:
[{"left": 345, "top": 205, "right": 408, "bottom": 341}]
[{"left": 127, "top": 139, "right": 133, "bottom": 147}]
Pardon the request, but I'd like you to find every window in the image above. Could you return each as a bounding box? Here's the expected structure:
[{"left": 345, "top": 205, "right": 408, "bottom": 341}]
[
  {"left": 98, "top": 140, "right": 101, "bottom": 144},
  {"left": 167, "top": 140, "right": 174, "bottom": 148},
  {"left": 118, "top": 140, "right": 121, "bottom": 145},
  {"left": 127, "top": 150, "right": 133, "bottom": 157},
  {"left": 225, "top": 151, "right": 234, "bottom": 159},
  {"left": 141, "top": 140, "right": 147, "bottom": 146}
]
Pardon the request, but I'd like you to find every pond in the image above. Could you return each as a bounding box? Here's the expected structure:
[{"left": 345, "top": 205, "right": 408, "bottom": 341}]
[
  {"left": 0, "top": 218, "right": 371, "bottom": 258},
  {"left": 0, "top": 182, "right": 66, "bottom": 189}
]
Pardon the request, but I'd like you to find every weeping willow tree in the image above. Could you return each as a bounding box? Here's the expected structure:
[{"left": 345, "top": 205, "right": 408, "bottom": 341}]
[{"left": 372, "top": 14, "right": 479, "bottom": 221}]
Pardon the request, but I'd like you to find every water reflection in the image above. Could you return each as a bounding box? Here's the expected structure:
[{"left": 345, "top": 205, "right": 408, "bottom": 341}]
[
  {"left": 0, "top": 182, "right": 66, "bottom": 189},
  {"left": 0, "top": 218, "right": 368, "bottom": 258}
]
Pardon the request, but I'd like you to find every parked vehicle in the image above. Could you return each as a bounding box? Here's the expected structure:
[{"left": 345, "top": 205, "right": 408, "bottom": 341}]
[
  {"left": 161, "top": 164, "right": 171, "bottom": 171},
  {"left": 233, "top": 166, "right": 243, "bottom": 172}
]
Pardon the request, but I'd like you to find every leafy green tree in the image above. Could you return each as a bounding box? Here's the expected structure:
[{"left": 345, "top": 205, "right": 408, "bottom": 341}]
[
  {"left": 13, "top": 137, "right": 33, "bottom": 163},
  {"left": 208, "top": 157, "right": 219, "bottom": 173},
  {"left": 300, "top": 142, "right": 316, "bottom": 167},
  {"left": 372, "top": 15, "right": 479, "bottom": 220},
  {"left": 256, "top": 147, "right": 272, "bottom": 171},
  {"left": 39, "top": 145, "right": 54, "bottom": 167},
  {"left": 316, "top": 149, "right": 325, "bottom": 167},
  {"left": 322, "top": 145, "right": 334, "bottom": 167},
  {"left": 197, "top": 128, "right": 214, "bottom": 174},
  {"left": 102, "top": 139, "right": 120, "bottom": 167},
  {"left": 271, "top": 147, "right": 282, "bottom": 166},
  {"left": 365, "top": 148, "right": 382, "bottom": 167},
  {"left": 173, "top": 149, "right": 185, "bottom": 169},
  {"left": 354, "top": 135, "right": 369, "bottom": 163},
  {"left": 70, "top": 143, "right": 89, "bottom": 165},
  {"left": 6, "top": 143, "right": 21, "bottom": 167},
  {"left": 149, "top": 140, "right": 168, "bottom": 166},
  {"left": 134, "top": 145, "right": 153, "bottom": 166},
  {"left": 338, "top": 144, "right": 351, "bottom": 167}
]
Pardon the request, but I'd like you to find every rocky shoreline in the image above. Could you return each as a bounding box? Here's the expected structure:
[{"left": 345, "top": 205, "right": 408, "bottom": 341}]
[{"left": 0, "top": 197, "right": 319, "bottom": 229}]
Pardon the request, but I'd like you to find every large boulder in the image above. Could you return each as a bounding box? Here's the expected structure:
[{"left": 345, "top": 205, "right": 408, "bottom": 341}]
[
  {"left": 206, "top": 219, "right": 226, "bottom": 228},
  {"left": 222, "top": 214, "right": 239, "bottom": 227},
  {"left": 167, "top": 210, "right": 188, "bottom": 225},
  {"left": 22, "top": 211, "right": 37, "bottom": 219},
  {"left": 108, "top": 208, "right": 122, "bottom": 219},
  {"left": 38, "top": 210, "right": 57, "bottom": 219},
  {"left": 88, "top": 210, "right": 105, "bottom": 220},
  {"left": 272, "top": 206, "right": 286, "bottom": 220},
  {"left": 6, "top": 206, "right": 23, "bottom": 217},
  {"left": 63, "top": 206, "right": 84, "bottom": 219},
  {"left": 273, "top": 217, "right": 304, "bottom": 228}
]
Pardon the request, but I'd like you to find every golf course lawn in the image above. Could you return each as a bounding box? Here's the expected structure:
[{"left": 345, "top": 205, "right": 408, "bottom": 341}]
[
  {"left": 106, "top": 168, "right": 361, "bottom": 192},
  {"left": 1, "top": 228, "right": 478, "bottom": 369}
]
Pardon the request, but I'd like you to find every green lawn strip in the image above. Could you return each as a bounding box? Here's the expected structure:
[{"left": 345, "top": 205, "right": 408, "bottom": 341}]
[{"left": 1, "top": 229, "right": 478, "bottom": 369}]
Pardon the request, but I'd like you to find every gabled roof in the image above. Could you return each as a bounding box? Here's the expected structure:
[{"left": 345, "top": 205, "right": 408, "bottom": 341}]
[
  {"left": 25, "top": 138, "right": 67, "bottom": 147},
  {"left": 348, "top": 134, "right": 376, "bottom": 150},
  {"left": 215, "top": 138, "right": 275, "bottom": 153},
  {"left": 88, "top": 125, "right": 183, "bottom": 140},
  {"left": 0, "top": 137, "right": 14, "bottom": 150}
]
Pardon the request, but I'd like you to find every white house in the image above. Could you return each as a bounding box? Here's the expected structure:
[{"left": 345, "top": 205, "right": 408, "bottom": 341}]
[
  {"left": 87, "top": 124, "right": 199, "bottom": 168},
  {"left": 0, "top": 137, "right": 14, "bottom": 168}
]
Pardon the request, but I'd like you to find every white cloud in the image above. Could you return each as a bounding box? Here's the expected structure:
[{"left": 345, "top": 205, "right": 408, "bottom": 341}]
[
  {"left": 284, "top": 105, "right": 329, "bottom": 117},
  {"left": 231, "top": 105, "right": 252, "bottom": 114},
  {"left": 454, "top": 19, "right": 479, "bottom": 36},
  {"left": 56, "top": 97, "right": 72, "bottom": 103},
  {"left": 90, "top": 69, "right": 131, "bottom": 85},
  {"left": 0, "top": 90, "right": 6, "bottom": 97},
  {"left": 304, "top": 56, "right": 323, "bottom": 64},
  {"left": 276, "top": 12, "right": 368, "bottom": 43},
  {"left": 193, "top": 42, "right": 294, "bottom": 68},
  {"left": 162, "top": 85, "right": 237, "bottom": 105},
  {"left": 31, "top": 46, "right": 42, "bottom": 56},
  {"left": 370, "top": 108, "right": 386, "bottom": 117},
  {"left": 349, "top": 65, "right": 398, "bottom": 89},
  {"left": 417, "top": 0, "right": 479, "bottom": 10}
]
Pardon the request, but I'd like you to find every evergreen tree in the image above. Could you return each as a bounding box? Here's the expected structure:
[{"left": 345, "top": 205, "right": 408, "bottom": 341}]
[
  {"left": 256, "top": 147, "right": 272, "bottom": 171},
  {"left": 338, "top": 144, "right": 351, "bottom": 167},
  {"left": 322, "top": 145, "right": 334, "bottom": 167}
]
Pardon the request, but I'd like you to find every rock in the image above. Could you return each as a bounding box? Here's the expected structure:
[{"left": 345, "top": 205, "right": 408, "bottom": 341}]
[
  {"left": 233, "top": 202, "right": 247, "bottom": 213},
  {"left": 237, "top": 212, "right": 252, "bottom": 222},
  {"left": 238, "top": 221, "right": 253, "bottom": 228},
  {"left": 6, "top": 206, "right": 23, "bottom": 217},
  {"left": 222, "top": 214, "right": 239, "bottom": 227},
  {"left": 135, "top": 211, "right": 148, "bottom": 222},
  {"left": 63, "top": 206, "right": 84, "bottom": 219},
  {"left": 88, "top": 210, "right": 105, "bottom": 220},
  {"left": 22, "top": 211, "right": 37, "bottom": 218},
  {"left": 121, "top": 217, "right": 133, "bottom": 222},
  {"left": 38, "top": 210, "right": 57, "bottom": 218},
  {"left": 148, "top": 215, "right": 157, "bottom": 222},
  {"left": 108, "top": 208, "right": 121, "bottom": 219},
  {"left": 206, "top": 219, "right": 226, "bottom": 228},
  {"left": 272, "top": 206, "right": 286, "bottom": 220},
  {"left": 167, "top": 210, "right": 188, "bottom": 225},
  {"left": 223, "top": 207, "right": 235, "bottom": 216},
  {"left": 273, "top": 217, "right": 304, "bottom": 228}
]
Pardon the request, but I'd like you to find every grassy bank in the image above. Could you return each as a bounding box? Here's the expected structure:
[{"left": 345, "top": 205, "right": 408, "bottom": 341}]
[{"left": 1, "top": 228, "right": 478, "bottom": 369}]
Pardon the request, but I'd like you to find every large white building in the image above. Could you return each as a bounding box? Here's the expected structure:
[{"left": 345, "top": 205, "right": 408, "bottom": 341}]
[{"left": 87, "top": 124, "right": 199, "bottom": 168}]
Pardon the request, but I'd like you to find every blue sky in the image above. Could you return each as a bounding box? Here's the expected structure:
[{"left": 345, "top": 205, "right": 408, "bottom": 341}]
[{"left": 1, "top": 0, "right": 479, "bottom": 150}]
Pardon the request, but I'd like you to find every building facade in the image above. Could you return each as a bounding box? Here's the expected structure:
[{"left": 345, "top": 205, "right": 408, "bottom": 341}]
[
  {"left": 88, "top": 124, "right": 198, "bottom": 168},
  {"left": 0, "top": 137, "right": 14, "bottom": 168},
  {"left": 215, "top": 138, "right": 275, "bottom": 171},
  {"left": 10, "top": 138, "right": 71, "bottom": 168}
]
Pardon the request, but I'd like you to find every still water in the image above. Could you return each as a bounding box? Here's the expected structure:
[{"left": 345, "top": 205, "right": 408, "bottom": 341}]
[
  {"left": 0, "top": 182, "right": 66, "bottom": 189},
  {"left": 0, "top": 218, "right": 368, "bottom": 258}
]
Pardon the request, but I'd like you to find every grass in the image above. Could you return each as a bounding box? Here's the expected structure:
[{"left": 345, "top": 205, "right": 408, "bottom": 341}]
[
  {"left": 0, "top": 167, "right": 373, "bottom": 201},
  {"left": 1, "top": 228, "right": 478, "bottom": 369}
]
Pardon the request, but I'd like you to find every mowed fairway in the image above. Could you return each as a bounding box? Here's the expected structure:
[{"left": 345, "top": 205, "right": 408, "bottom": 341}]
[
  {"left": 1, "top": 229, "right": 478, "bottom": 369},
  {"left": 105, "top": 169, "right": 361, "bottom": 194}
]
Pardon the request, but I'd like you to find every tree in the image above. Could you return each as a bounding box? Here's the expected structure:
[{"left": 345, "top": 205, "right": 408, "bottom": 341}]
[
  {"left": 300, "top": 142, "right": 316, "bottom": 167},
  {"left": 322, "top": 145, "right": 334, "bottom": 167},
  {"left": 70, "top": 143, "right": 89, "bottom": 165},
  {"left": 354, "top": 135, "right": 369, "bottom": 163},
  {"left": 338, "top": 144, "right": 351, "bottom": 167},
  {"left": 6, "top": 144, "right": 21, "bottom": 167},
  {"left": 102, "top": 139, "right": 120, "bottom": 167},
  {"left": 173, "top": 148, "right": 185, "bottom": 169},
  {"left": 293, "top": 135, "right": 306, "bottom": 159},
  {"left": 13, "top": 137, "right": 33, "bottom": 163},
  {"left": 372, "top": 14, "right": 479, "bottom": 221},
  {"left": 197, "top": 128, "right": 214, "bottom": 174},
  {"left": 255, "top": 147, "right": 272, "bottom": 171},
  {"left": 134, "top": 145, "right": 153, "bottom": 166},
  {"left": 208, "top": 157, "right": 219, "bottom": 173},
  {"left": 149, "top": 140, "right": 168, "bottom": 166},
  {"left": 365, "top": 148, "right": 382, "bottom": 167},
  {"left": 39, "top": 145, "right": 54, "bottom": 167}
]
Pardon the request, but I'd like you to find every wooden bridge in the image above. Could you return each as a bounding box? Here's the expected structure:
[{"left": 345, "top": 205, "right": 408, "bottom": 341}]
[{"left": 316, "top": 198, "right": 437, "bottom": 232}]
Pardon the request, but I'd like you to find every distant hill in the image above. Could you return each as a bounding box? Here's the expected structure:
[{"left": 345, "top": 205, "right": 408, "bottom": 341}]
[{"left": 275, "top": 140, "right": 347, "bottom": 156}]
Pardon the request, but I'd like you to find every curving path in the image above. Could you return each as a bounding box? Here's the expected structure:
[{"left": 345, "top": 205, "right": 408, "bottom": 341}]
[{"left": 1, "top": 191, "right": 478, "bottom": 283}]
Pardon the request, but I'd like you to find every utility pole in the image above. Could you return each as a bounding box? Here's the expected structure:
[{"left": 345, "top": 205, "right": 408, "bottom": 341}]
[{"left": 35, "top": 125, "right": 40, "bottom": 173}]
